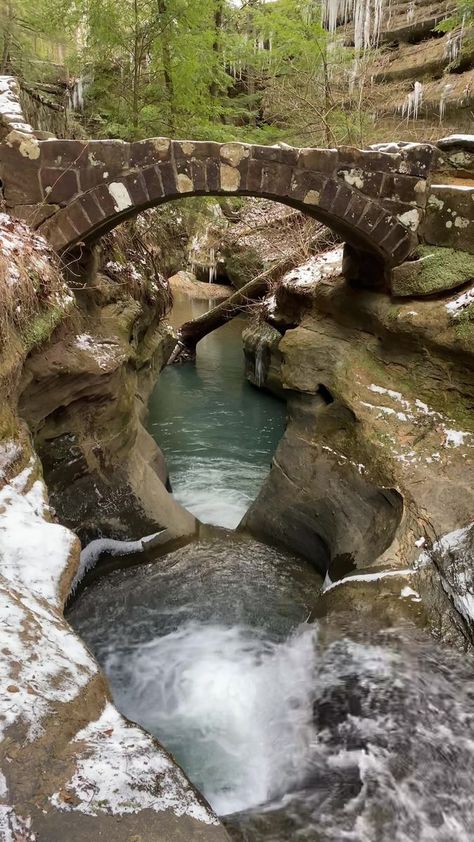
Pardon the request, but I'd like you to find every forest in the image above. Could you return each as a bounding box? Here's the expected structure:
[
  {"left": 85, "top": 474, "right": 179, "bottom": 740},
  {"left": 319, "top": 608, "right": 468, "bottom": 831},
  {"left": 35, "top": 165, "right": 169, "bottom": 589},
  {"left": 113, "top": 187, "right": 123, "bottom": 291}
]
[{"left": 1, "top": 0, "right": 473, "bottom": 148}]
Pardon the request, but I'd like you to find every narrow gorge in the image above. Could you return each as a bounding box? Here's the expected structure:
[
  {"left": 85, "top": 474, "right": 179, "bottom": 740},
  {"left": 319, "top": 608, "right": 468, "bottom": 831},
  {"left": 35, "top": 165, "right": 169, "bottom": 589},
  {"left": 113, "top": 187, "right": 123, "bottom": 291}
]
[{"left": 1, "top": 1, "right": 474, "bottom": 839}]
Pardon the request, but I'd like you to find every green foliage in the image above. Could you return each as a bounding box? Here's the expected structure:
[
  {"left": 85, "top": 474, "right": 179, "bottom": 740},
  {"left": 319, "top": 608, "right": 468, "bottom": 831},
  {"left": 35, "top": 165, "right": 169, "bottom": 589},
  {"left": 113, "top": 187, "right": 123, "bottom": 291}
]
[{"left": 4, "top": 0, "right": 371, "bottom": 146}]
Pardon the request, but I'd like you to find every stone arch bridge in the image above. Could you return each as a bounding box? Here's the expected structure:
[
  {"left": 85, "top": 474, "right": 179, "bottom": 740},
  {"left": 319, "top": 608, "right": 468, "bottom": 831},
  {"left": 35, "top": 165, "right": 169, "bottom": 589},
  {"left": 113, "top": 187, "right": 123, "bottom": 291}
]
[{"left": 0, "top": 77, "right": 473, "bottom": 291}]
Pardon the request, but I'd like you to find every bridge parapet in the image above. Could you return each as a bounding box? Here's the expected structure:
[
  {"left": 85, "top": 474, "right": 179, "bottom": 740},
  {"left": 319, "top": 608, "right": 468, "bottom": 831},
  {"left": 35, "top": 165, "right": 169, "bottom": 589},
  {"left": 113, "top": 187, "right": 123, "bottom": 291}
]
[
  {"left": 1, "top": 133, "right": 437, "bottom": 263},
  {"left": 0, "top": 75, "right": 473, "bottom": 295}
]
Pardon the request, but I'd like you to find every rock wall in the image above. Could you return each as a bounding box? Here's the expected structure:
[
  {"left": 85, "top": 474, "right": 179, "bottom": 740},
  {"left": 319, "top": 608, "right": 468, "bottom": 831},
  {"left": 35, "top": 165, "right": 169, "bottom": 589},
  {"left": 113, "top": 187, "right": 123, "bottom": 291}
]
[
  {"left": 242, "top": 247, "right": 474, "bottom": 647},
  {"left": 18, "top": 261, "right": 195, "bottom": 547}
]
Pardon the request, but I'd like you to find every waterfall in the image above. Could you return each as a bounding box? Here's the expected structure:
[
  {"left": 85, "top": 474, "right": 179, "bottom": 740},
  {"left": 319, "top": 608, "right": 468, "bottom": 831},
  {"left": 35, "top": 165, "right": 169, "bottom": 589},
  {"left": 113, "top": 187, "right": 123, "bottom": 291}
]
[{"left": 105, "top": 622, "right": 319, "bottom": 816}]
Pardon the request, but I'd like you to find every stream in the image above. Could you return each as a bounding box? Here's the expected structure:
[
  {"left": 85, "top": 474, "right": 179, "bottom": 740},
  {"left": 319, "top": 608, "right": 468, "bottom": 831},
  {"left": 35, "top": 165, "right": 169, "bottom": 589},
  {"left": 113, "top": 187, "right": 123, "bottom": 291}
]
[
  {"left": 68, "top": 292, "right": 474, "bottom": 841},
  {"left": 147, "top": 294, "right": 286, "bottom": 529}
]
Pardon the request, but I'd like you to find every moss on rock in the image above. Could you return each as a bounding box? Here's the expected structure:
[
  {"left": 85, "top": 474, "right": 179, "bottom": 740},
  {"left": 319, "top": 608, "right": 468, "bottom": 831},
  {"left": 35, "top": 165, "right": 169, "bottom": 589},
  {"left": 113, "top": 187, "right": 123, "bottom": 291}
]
[{"left": 391, "top": 246, "right": 474, "bottom": 297}]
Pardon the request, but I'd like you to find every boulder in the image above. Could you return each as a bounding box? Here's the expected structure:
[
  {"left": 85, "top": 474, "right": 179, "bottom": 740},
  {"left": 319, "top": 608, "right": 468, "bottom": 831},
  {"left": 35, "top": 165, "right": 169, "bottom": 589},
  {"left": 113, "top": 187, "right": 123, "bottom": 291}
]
[{"left": 390, "top": 246, "right": 474, "bottom": 296}]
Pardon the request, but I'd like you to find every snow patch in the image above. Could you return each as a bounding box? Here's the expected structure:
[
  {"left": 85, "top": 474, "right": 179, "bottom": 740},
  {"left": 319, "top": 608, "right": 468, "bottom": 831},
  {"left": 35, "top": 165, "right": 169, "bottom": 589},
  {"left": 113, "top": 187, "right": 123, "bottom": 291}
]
[
  {"left": 322, "top": 568, "right": 415, "bottom": 594},
  {"left": 400, "top": 586, "right": 421, "bottom": 602},
  {"left": 74, "top": 333, "right": 121, "bottom": 370},
  {"left": 445, "top": 288, "right": 474, "bottom": 316},
  {"left": 50, "top": 702, "right": 219, "bottom": 824},
  {"left": 0, "top": 469, "right": 76, "bottom": 606},
  {"left": 72, "top": 531, "right": 165, "bottom": 591}
]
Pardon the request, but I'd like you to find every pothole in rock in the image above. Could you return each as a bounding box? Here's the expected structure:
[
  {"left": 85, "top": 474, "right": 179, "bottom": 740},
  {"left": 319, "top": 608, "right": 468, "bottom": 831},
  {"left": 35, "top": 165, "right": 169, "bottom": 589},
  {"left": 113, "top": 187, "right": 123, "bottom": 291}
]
[{"left": 67, "top": 533, "right": 474, "bottom": 841}]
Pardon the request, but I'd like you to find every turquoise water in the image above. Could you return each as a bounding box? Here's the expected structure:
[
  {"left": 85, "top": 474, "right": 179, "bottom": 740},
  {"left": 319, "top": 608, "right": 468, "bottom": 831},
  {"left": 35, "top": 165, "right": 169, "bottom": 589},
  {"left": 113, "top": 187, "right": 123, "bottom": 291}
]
[{"left": 147, "top": 294, "right": 286, "bottom": 528}]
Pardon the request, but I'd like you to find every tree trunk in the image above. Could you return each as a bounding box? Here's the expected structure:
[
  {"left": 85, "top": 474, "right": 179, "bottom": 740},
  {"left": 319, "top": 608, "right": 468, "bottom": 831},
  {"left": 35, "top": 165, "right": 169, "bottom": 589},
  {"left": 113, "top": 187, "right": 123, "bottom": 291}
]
[
  {"left": 169, "top": 273, "right": 270, "bottom": 363},
  {"left": 158, "top": 0, "right": 175, "bottom": 133},
  {"left": 210, "top": 1, "right": 223, "bottom": 102}
]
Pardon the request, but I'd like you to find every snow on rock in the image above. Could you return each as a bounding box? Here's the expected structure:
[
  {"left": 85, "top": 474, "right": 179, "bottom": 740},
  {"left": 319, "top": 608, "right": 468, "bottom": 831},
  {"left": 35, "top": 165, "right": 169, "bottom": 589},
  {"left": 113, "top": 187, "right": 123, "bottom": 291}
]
[
  {"left": 0, "top": 804, "right": 36, "bottom": 842},
  {"left": 0, "top": 441, "right": 21, "bottom": 481},
  {"left": 51, "top": 701, "right": 219, "bottom": 824},
  {"left": 281, "top": 246, "right": 343, "bottom": 290},
  {"left": 360, "top": 382, "right": 473, "bottom": 463},
  {"left": 417, "top": 524, "right": 474, "bottom": 624},
  {"left": 0, "top": 76, "right": 34, "bottom": 135},
  {"left": 74, "top": 333, "right": 123, "bottom": 370},
  {"left": 444, "top": 428, "right": 471, "bottom": 448},
  {"left": 72, "top": 531, "right": 165, "bottom": 591},
  {"left": 445, "top": 287, "right": 474, "bottom": 317},
  {"left": 400, "top": 585, "right": 421, "bottom": 602},
  {"left": 0, "top": 581, "right": 97, "bottom": 741},
  {"left": 0, "top": 456, "right": 77, "bottom": 606},
  {"left": 0, "top": 213, "right": 72, "bottom": 319},
  {"left": 322, "top": 568, "right": 415, "bottom": 594}
]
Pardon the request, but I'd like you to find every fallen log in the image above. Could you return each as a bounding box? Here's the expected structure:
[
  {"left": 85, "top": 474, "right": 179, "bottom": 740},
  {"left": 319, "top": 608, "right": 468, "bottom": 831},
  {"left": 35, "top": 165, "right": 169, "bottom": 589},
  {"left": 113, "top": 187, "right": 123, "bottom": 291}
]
[{"left": 168, "top": 226, "right": 338, "bottom": 363}]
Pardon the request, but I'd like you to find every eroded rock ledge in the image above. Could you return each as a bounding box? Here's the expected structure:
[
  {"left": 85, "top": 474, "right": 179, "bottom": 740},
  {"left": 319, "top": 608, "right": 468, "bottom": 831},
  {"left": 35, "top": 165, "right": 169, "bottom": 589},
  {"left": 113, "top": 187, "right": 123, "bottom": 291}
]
[{"left": 243, "top": 247, "right": 474, "bottom": 647}]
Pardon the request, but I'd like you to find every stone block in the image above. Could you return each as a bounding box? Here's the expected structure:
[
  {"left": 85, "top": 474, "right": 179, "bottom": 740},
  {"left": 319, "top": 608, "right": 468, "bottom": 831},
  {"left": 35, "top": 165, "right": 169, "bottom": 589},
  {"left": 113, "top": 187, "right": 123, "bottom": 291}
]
[
  {"left": 313, "top": 176, "right": 339, "bottom": 210},
  {"left": 40, "top": 167, "right": 80, "bottom": 205},
  {"left": 76, "top": 192, "right": 106, "bottom": 227},
  {"left": 298, "top": 148, "right": 337, "bottom": 173},
  {"left": 251, "top": 144, "right": 299, "bottom": 167},
  {"left": 89, "top": 183, "right": 117, "bottom": 218},
  {"left": 142, "top": 166, "right": 165, "bottom": 202},
  {"left": 119, "top": 172, "right": 149, "bottom": 207},
  {"left": 391, "top": 174, "right": 428, "bottom": 207},
  {"left": 336, "top": 167, "right": 385, "bottom": 196},
  {"left": 39, "top": 139, "right": 89, "bottom": 167},
  {"left": 379, "top": 222, "right": 413, "bottom": 261},
  {"left": 0, "top": 157, "right": 43, "bottom": 204},
  {"left": 158, "top": 161, "right": 177, "bottom": 194},
  {"left": 342, "top": 192, "right": 371, "bottom": 227},
  {"left": 338, "top": 146, "right": 403, "bottom": 174},
  {"left": 191, "top": 158, "right": 207, "bottom": 192},
  {"left": 206, "top": 158, "right": 220, "bottom": 192},
  {"left": 327, "top": 182, "right": 357, "bottom": 219},
  {"left": 246, "top": 159, "right": 264, "bottom": 193},
  {"left": 173, "top": 140, "right": 220, "bottom": 160},
  {"left": 260, "top": 162, "right": 293, "bottom": 195},
  {"left": 78, "top": 165, "right": 110, "bottom": 193},
  {"left": 130, "top": 138, "right": 170, "bottom": 168},
  {"left": 65, "top": 201, "right": 94, "bottom": 238},
  {"left": 356, "top": 202, "right": 386, "bottom": 236},
  {"left": 11, "top": 203, "right": 60, "bottom": 227},
  {"left": 390, "top": 246, "right": 474, "bottom": 297},
  {"left": 422, "top": 185, "right": 474, "bottom": 254},
  {"left": 86, "top": 140, "right": 131, "bottom": 172}
]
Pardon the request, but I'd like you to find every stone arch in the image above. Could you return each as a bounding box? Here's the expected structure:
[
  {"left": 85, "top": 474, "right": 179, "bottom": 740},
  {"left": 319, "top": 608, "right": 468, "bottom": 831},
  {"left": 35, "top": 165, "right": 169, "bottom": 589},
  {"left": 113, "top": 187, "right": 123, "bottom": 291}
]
[{"left": 36, "top": 139, "right": 417, "bottom": 265}]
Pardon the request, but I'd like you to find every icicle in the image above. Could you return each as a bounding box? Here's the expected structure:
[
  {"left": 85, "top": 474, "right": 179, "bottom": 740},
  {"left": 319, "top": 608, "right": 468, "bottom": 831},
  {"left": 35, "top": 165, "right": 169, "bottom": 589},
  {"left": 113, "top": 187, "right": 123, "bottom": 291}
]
[
  {"left": 406, "top": 0, "right": 415, "bottom": 22},
  {"left": 445, "top": 18, "right": 465, "bottom": 64},
  {"left": 322, "top": 0, "right": 385, "bottom": 51},
  {"left": 69, "top": 77, "right": 87, "bottom": 112},
  {"left": 439, "top": 82, "right": 454, "bottom": 121},
  {"left": 401, "top": 81, "right": 423, "bottom": 120}
]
